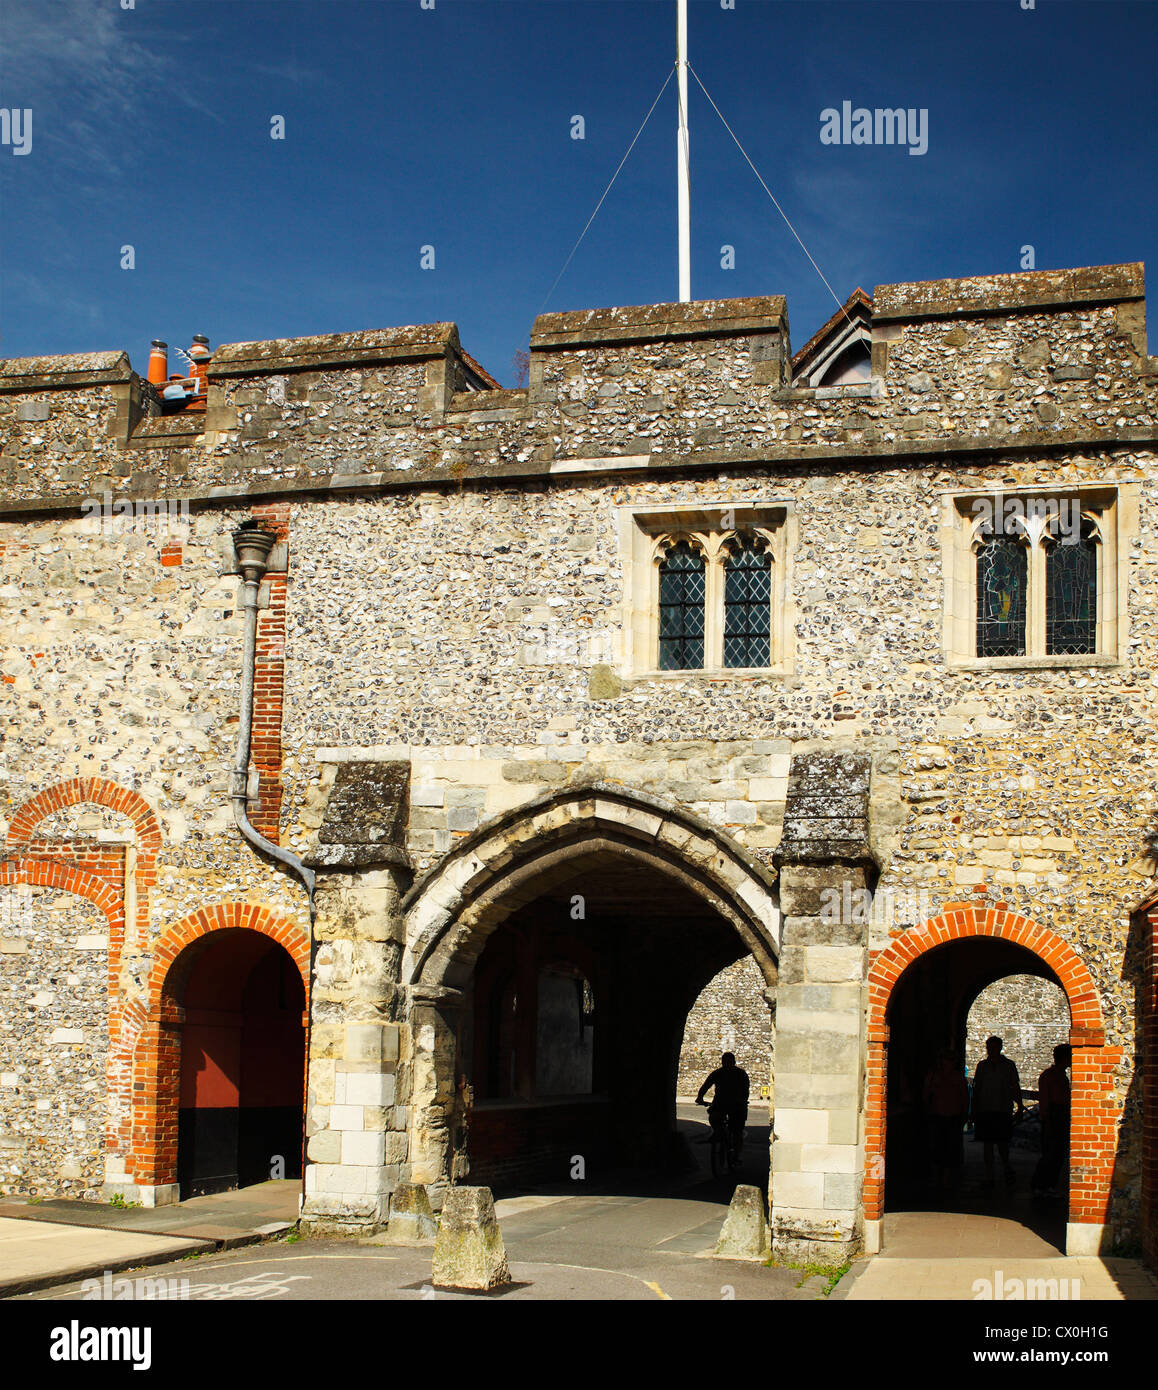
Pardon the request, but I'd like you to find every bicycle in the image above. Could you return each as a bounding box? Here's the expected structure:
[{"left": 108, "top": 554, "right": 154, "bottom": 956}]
[{"left": 706, "top": 1107, "right": 744, "bottom": 1178}]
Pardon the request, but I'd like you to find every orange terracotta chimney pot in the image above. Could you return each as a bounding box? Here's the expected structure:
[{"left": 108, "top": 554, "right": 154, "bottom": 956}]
[{"left": 147, "top": 339, "right": 168, "bottom": 386}]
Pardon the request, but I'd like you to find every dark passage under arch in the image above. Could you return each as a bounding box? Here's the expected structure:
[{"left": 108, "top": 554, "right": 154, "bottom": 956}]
[
  {"left": 458, "top": 847, "right": 767, "bottom": 1190},
  {"left": 176, "top": 929, "right": 306, "bottom": 1198},
  {"left": 884, "top": 935, "right": 1071, "bottom": 1249}
]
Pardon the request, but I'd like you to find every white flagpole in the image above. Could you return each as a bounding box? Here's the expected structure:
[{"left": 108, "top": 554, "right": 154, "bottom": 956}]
[{"left": 677, "top": 0, "right": 691, "bottom": 302}]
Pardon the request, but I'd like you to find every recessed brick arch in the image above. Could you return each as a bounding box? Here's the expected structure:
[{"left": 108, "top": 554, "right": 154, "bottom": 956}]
[
  {"left": 7, "top": 777, "right": 163, "bottom": 854},
  {"left": 7, "top": 779, "right": 167, "bottom": 1173},
  {"left": 126, "top": 902, "right": 310, "bottom": 1192},
  {"left": 0, "top": 857, "right": 125, "bottom": 930},
  {"left": 7, "top": 776, "right": 161, "bottom": 947},
  {"left": 864, "top": 903, "right": 1118, "bottom": 1249},
  {"left": 402, "top": 781, "right": 781, "bottom": 991}
]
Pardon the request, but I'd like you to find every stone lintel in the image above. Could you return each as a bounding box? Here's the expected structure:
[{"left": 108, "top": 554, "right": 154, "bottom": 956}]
[{"left": 306, "top": 844, "right": 412, "bottom": 871}]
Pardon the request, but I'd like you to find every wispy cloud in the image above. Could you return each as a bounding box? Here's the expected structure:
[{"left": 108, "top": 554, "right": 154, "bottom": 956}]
[{"left": 0, "top": 0, "right": 222, "bottom": 136}]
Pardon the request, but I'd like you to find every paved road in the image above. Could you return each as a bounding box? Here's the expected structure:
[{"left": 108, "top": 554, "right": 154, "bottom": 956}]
[{"left": 13, "top": 1107, "right": 802, "bottom": 1302}]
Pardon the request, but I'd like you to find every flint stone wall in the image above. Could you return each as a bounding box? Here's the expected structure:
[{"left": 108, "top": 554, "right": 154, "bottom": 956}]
[
  {"left": 677, "top": 956, "right": 772, "bottom": 1098},
  {"left": 0, "top": 888, "right": 108, "bottom": 1196},
  {"left": 966, "top": 975, "right": 1073, "bottom": 1085}
]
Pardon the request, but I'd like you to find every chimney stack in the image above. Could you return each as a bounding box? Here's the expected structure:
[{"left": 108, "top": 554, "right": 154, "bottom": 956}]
[{"left": 188, "top": 334, "right": 211, "bottom": 411}]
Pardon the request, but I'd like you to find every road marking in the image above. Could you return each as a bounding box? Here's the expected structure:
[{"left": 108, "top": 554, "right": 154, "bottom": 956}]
[
  {"left": 33, "top": 1252, "right": 401, "bottom": 1299},
  {"left": 513, "top": 1261, "right": 672, "bottom": 1299}
]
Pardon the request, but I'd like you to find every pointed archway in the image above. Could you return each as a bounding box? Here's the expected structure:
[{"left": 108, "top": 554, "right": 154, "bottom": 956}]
[{"left": 401, "top": 784, "right": 780, "bottom": 1198}]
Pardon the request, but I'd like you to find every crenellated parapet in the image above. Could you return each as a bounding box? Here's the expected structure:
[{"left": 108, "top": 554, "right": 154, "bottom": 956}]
[{"left": 0, "top": 263, "right": 1153, "bottom": 517}]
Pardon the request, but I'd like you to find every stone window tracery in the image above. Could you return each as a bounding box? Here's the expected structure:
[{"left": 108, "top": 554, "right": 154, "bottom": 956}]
[
  {"left": 944, "top": 487, "right": 1126, "bottom": 668},
  {"left": 657, "top": 538, "right": 706, "bottom": 670},
  {"left": 651, "top": 523, "right": 779, "bottom": 672},
  {"left": 1045, "top": 520, "right": 1099, "bottom": 656},
  {"left": 618, "top": 501, "right": 795, "bottom": 678}
]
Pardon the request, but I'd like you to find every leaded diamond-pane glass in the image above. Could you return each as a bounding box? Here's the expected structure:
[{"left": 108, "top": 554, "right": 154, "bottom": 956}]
[
  {"left": 976, "top": 536, "right": 1027, "bottom": 657},
  {"left": 723, "top": 540, "right": 772, "bottom": 667},
  {"left": 658, "top": 541, "right": 705, "bottom": 669},
  {"left": 1046, "top": 534, "right": 1097, "bottom": 655}
]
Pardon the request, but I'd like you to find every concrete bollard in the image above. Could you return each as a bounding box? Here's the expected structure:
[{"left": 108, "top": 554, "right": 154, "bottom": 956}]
[
  {"left": 381, "top": 1182, "right": 438, "bottom": 1245},
  {"left": 714, "top": 1184, "right": 771, "bottom": 1261},
  {"left": 431, "top": 1185, "right": 511, "bottom": 1291}
]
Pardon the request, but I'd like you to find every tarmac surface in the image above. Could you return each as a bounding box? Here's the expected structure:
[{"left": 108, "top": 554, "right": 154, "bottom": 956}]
[{"left": 2, "top": 1105, "right": 1156, "bottom": 1302}]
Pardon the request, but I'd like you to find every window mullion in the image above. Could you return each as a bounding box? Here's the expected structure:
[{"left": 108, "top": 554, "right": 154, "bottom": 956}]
[
  {"left": 705, "top": 539, "right": 724, "bottom": 669},
  {"left": 1029, "top": 539, "right": 1046, "bottom": 657}
]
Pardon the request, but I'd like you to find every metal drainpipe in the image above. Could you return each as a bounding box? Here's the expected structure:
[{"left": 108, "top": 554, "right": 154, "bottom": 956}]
[{"left": 231, "top": 522, "right": 316, "bottom": 1217}]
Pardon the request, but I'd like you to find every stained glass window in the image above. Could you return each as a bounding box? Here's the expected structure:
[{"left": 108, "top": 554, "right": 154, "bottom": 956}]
[
  {"left": 723, "top": 537, "right": 772, "bottom": 667},
  {"left": 658, "top": 540, "right": 705, "bottom": 669},
  {"left": 976, "top": 535, "right": 1027, "bottom": 657},
  {"left": 1046, "top": 531, "right": 1097, "bottom": 655}
]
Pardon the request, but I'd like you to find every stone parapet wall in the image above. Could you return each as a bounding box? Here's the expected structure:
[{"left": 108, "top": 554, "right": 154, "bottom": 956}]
[{"left": 0, "top": 266, "right": 1154, "bottom": 515}]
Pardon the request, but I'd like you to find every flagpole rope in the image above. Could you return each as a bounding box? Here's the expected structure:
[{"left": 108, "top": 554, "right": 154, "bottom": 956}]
[
  {"left": 688, "top": 61, "right": 857, "bottom": 334},
  {"left": 538, "top": 65, "right": 676, "bottom": 316}
]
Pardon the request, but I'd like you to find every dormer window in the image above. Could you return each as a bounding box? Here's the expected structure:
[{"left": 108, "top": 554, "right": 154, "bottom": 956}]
[{"left": 791, "top": 288, "right": 874, "bottom": 388}]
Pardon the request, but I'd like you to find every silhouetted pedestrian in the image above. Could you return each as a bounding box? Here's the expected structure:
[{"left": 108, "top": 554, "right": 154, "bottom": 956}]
[
  {"left": 1031, "top": 1044, "right": 1072, "bottom": 1198},
  {"left": 971, "top": 1036, "right": 1023, "bottom": 1190}
]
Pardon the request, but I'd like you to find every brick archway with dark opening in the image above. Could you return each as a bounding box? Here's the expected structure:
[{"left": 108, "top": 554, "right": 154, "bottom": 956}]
[
  {"left": 125, "top": 902, "right": 310, "bottom": 1198},
  {"left": 865, "top": 903, "right": 1117, "bottom": 1253}
]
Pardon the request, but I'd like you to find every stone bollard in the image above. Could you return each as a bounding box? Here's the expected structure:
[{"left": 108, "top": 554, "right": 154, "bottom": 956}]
[
  {"left": 431, "top": 1186, "right": 511, "bottom": 1291},
  {"left": 381, "top": 1182, "right": 438, "bottom": 1245},
  {"left": 714, "top": 1184, "right": 771, "bottom": 1261}
]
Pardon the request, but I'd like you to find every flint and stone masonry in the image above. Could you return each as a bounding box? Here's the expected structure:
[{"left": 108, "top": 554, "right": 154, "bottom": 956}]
[{"left": 1, "top": 263, "right": 1157, "bottom": 1262}]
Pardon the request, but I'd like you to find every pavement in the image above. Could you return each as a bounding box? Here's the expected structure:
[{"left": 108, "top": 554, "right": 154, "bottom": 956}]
[
  {"left": 2, "top": 1114, "right": 1157, "bottom": 1302},
  {"left": 0, "top": 1181, "right": 299, "bottom": 1298},
  {"left": 835, "top": 1134, "right": 1158, "bottom": 1302},
  {"left": 834, "top": 1210, "right": 1158, "bottom": 1301}
]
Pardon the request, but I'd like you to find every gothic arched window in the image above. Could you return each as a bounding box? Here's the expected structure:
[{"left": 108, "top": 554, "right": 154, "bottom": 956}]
[
  {"left": 658, "top": 540, "right": 706, "bottom": 670},
  {"left": 1045, "top": 524, "right": 1098, "bottom": 656},
  {"left": 976, "top": 533, "right": 1028, "bottom": 658},
  {"left": 723, "top": 535, "right": 772, "bottom": 668}
]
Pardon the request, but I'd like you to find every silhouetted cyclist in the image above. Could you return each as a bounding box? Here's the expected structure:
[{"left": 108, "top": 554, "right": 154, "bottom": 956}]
[{"left": 695, "top": 1052, "right": 749, "bottom": 1155}]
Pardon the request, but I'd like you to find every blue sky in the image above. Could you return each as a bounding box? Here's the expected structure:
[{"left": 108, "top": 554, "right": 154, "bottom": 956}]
[{"left": 1, "top": 0, "right": 1155, "bottom": 384}]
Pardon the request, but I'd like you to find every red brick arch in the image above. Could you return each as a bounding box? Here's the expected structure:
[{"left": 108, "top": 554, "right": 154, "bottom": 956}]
[
  {"left": 864, "top": 904, "right": 1119, "bottom": 1246},
  {"left": 7, "top": 777, "right": 162, "bottom": 853},
  {"left": 0, "top": 857, "right": 125, "bottom": 932},
  {"left": 7, "top": 778, "right": 166, "bottom": 1174},
  {"left": 126, "top": 901, "right": 310, "bottom": 1191}
]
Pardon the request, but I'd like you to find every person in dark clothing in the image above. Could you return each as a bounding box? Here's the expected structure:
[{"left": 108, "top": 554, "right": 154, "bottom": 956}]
[
  {"left": 696, "top": 1052, "right": 750, "bottom": 1152},
  {"left": 971, "top": 1035, "right": 1024, "bottom": 1190},
  {"left": 1031, "top": 1043, "right": 1072, "bottom": 1198},
  {"left": 924, "top": 1048, "right": 969, "bottom": 1191}
]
